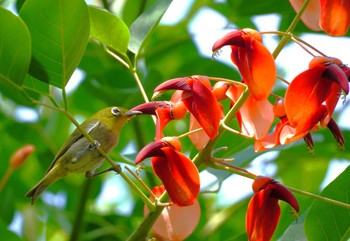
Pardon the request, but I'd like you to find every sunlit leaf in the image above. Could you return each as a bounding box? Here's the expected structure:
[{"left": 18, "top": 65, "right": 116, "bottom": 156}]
[
  {"left": 305, "top": 165, "right": 350, "bottom": 241},
  {"left": 128, "top": 0, "right": 172, "bottom": 55},
  {"left": 0, "top": 7, "right": 31, "bottom": 86},
  {"left": 20, "top": 0, "right": 90, "bottom": 88},
  {"left": 89, "top": 6, "right": 129, "bottom": 55}
]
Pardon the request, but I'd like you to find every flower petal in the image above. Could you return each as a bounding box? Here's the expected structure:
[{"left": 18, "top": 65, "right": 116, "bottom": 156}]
[
  {"left": 327, "top": 118, "right": 345, "bottom": 149},
  {"left": 246, "top": 187, "right": 280, "bottom": 241},
  {"left": 152, "top": 147, "right": 200, "bottom": 206},
  {"left": 289, "top": 0, "right": 321, "bottom": 31},
  {"left": 130, "top": 101, "right": 170, "bottom": 115},
  {"left": 285, "top": 64, "right": 332, "bottom": 129},
  {"left": 154, "top": 77, "right": 192, "bottom": 93},
  {"left": 323, "top": 64, "right": 349, "bottom": 94},
  {"left": 212, "top": 30, "right": 246, "bottom": 52},
  {"left": 189, "top": 114, "right": 210, "bottom": 150},
  {"left": 236, "top": 37, "right": 277, "bottom": 100},
  {"left": 144, "top": 186, "right": 201, "bottom": 241},
  {"left": 227, "top": 85, "right": 274, "bottom": 139},
  {"left": 183, "top": 78, "right": 221, "bottom": 139},
  {"left": 270, "top": 183, "right": 300, "bottom": 212},
  {"left": 320, "top": 0, "right": 350, "bottom": 36},
  {"left": 135, "top": 141, "right": 167, "bottom": 164}
]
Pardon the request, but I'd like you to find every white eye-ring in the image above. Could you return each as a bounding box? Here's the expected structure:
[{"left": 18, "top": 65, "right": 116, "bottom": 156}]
[{"left": 111, "top": 107, "right": 121, "bottom": 116}]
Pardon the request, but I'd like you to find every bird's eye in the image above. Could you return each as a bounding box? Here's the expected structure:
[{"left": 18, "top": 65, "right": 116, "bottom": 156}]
[{"left": 111, "top": 107, "right": 121, "bottom": 116}]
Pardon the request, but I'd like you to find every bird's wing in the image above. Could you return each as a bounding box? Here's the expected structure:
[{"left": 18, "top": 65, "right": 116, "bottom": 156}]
[{"left": 44, "top": 120, "right": 100, "bottom": 174}]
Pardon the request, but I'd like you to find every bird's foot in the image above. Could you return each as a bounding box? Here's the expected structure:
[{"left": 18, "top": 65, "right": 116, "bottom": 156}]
[{"left": 88, "top": 140, "right": 101, "bottom": 151}]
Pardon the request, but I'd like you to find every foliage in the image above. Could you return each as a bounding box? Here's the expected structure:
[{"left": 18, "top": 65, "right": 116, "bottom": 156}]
[{"left": 0, "top": 0, "right": 349, "bottom": 240}]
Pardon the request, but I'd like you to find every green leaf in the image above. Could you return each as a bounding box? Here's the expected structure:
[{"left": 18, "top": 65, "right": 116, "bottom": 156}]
[
  {"left": 304, "top": 165, "right": 350, "bottom": 241},
  {"left": 19, "top": 0, "right": 90, "bottom": 88},
  {"left": 23, "top": 74, "right": 49, "bottom": 95},
  {"left": 0, "top": 7, "right": 31, "bottom": 86},
  {"left": 279, "top": 213, "right": 307, "bottom": 241},
  {"left": 128, "top": 0, "right": 172, "bottom": 55},
  {"left": 89, "top": 6, "right": 130, "bottom": 55}
]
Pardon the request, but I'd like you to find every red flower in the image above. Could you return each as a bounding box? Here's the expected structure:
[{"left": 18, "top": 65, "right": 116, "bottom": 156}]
[
  {"left": 154, "top": 75, "right": 222, "bottom": 139},
  {"left": 255, "top": 97, "right": 345, "bottom": 151},
  {"left": 212, "top": 28, "right": 276, "bottom": 100},
  {"left": 246, "top": 176, "right": 299, "bottom": 241},
  {"left": 135, "top": 137, "right": 200, "bottom": 206},
  {"left": 284, "top": 56, "right": 349, "bottom": 141}
]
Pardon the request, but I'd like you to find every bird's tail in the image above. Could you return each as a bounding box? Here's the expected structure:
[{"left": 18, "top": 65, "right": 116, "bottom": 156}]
[{"left": 25, "top": 173, "right": 59, "bottom": 205}]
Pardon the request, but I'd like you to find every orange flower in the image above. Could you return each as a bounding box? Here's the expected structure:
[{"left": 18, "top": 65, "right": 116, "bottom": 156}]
[
  {"left": 135, "top": 137, "right": 200, "bottom": 206},
  {"left": 289, "top": 0, "right": 350, "bottom": 36},
  {"left": 212, "top": 28, "right": 276, "bottom": 100},
  {"left": 246, "top": 176, "right": 299, "bottom": 241}
]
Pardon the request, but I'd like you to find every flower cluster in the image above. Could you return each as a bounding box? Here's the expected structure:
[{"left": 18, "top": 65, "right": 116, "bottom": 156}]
[{"left": 130, "top": 1, "right": 350, "bottom": 240}]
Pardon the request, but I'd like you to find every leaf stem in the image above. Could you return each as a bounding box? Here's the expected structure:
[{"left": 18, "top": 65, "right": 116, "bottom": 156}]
[
  {"left": 287, "top": 186, "right": 350, "bottom": 209},
  {"left": 272, "top": 0, "right": 311, "bottom": 58}
]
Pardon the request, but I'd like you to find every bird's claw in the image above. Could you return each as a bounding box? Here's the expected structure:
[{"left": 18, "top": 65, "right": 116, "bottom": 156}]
[{"left": 88, "top": 140, "right": 101, "bottom": 151}]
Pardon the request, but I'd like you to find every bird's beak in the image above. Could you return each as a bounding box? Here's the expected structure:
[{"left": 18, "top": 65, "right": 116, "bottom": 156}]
[{"left": 124, "top": 110, "right": 142, "bottom": 117}]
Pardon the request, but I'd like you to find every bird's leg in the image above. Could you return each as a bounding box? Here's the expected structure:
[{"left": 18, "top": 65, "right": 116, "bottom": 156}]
[
  {"left": 88, "top": 140, "right": 101, "bottom": 151},
  {"left": 85, "top": 165, "right": 122, "bottom": 179}
]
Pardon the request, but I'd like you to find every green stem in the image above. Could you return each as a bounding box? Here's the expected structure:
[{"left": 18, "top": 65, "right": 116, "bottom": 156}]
[
  {"left": 69, "top": 179, "right": 92, "bottom": 241},
  {"left": 0, "top": 167, "right": 13, "bottom": 192},
  {"left": 287, "top": 186, "right": 350, "bottom": 209},
  {"left": 119, "top": 168, "right": 155, "bottom": 212},
  {"left": 127, "top": 193, "right": 169, "bottom": 241},
  {"left": 62, "top": 87, "right": 69, "bottom": 111},
  {"left": 272, "top": 0, "right": 311, "bottom": 58}
]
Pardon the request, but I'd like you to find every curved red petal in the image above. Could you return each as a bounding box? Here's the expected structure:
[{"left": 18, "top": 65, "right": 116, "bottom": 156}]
[
  {"left": 212, "top": 30, "right": 245, "bottom": 52},
  {"left": 285, "top": 64, "right": 332, "bottom": 128},
  {"left": 323, "top": 64, "right": 349, "bottom": 94},
  {"left": 270, "top": 183, "right": 300, "bottom": 212},
  {"left": 154, "top": 77, "right": 192, "bottom": 92},
  {"left": 151, "top": 147, "right": 200, "bottom": 206},
  {"left": 130, "top": 101, "right": 171, "bottom": 115},
  {"left": 246, "top": 188, "right": 280, "bottom": 241},
  {"left": 320, "top": 0, "right": 350, "bottom": 36},
  {"left": 183, "top": 79, "right": 221, "bottom": 139},
  {"left": 135, "top": 141, "right": 167, "bottom": 164}
]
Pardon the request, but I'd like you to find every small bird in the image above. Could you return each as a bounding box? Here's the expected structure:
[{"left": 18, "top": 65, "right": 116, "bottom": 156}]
[{"left": 26, "top": 107, "right": 140, "bottom": 204}]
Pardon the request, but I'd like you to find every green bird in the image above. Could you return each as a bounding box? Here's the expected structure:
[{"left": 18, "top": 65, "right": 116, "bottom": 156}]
[{"left": 26, "top": 107, "right": 140, "bottom": 204}]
